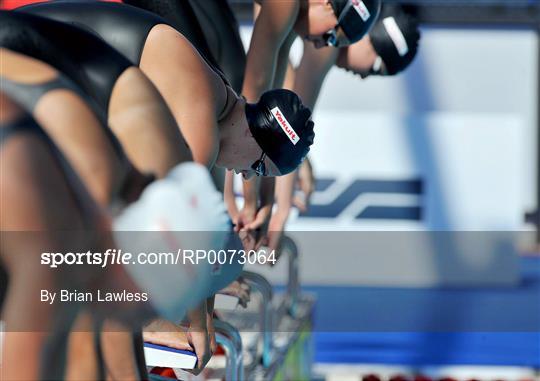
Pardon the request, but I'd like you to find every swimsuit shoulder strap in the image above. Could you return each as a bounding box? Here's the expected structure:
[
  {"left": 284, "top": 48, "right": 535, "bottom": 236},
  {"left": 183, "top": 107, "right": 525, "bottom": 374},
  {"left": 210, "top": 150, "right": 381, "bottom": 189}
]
[{"left": 1, "top": 75, "right": 83, "bottom": 112}]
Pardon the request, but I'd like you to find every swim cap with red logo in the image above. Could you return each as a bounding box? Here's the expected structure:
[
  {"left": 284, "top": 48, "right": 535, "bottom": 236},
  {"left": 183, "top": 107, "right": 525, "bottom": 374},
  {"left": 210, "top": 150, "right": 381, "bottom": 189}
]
[
  {"left": 331, "top": 0, "right": 381, "bottom": 44},
  {"left": 245, "top": 89, "right": 314, "bottom": 175}
]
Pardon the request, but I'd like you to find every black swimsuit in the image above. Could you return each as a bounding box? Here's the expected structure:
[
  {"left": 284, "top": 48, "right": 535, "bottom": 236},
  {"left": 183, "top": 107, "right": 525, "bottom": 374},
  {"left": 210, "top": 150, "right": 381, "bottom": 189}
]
[
  {"left": 20, "top": 1, "right": 166, "bottom": 65},
  {"left": 0, "top": 10, "right": 134, "bottom": 186},
  {"left": 0, "top": 10, "right": 132, "bottom": 116},
  {"left": 122, "top": 0, "right": 216, "bottom": 65},
  {"left": 123, "top": 0, "right": 246, "bottom": 91},
  {"left": 1, "top": 108, "right": 99, "bottom": 223},
  {"left": 0, "top": 112, "right": 42, "bottom": 141},
  {"left": 2, "top": 75, "right": 83, "bottom": 111},
  {"left": 0, "top": 74, "right": 126, "bottom": 159},
  {"left": 188, "top": 0, "right": 246, "bottom": 93},
  {"left": 20, "top": 1, "right": 231, "bottom": 87}
]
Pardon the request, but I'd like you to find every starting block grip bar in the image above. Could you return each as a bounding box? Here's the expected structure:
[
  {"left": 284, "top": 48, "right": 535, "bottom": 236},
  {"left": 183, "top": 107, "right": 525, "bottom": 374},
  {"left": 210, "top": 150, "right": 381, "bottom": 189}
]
[
  {"left": 241, "top": 270, "right": 274, "bottom": 367},
  {"left": 280, "top": 236, "right": 299, "bottom": 317},
  {"left": 215, "top": 319, "right": 244, "bottom": 381}
]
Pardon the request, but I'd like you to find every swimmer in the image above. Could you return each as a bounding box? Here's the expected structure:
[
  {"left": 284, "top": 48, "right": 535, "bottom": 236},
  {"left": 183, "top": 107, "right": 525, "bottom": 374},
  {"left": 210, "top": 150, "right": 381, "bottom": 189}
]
[
  {"left": 0, "top": 11, "right": 232, "bottom": 375},
  {"left": 295, "top": 4, "right": 421, "bottom": 111},
  {"left": 21, "top": 2, "right": 315, "bottom": 178},
  {"left": 234, "top": 0, "right": 382, "bottom": 258},
  {"left": 0, "top": 48, "right": 151, "bottom": 208},
  {"left": 0, "top": 93, "right": 155, "bottom": 379},
  {"left": 265, "top": 4, "right": 421, "bottom": 253},
  {"left": 0, "top": 48, "right": 215, "bottom": 378},
  {"left": 125, "top": 0, "right": 246, "bottom": 93},
  {"left": 122, "top": 0, "right": 380, "bottom": 229},
  {"left": 16, "top": 5, "right": 314, "bottom": 372},
  {"left": 0, "top": 10, "right": 192, "bottom": 178}
]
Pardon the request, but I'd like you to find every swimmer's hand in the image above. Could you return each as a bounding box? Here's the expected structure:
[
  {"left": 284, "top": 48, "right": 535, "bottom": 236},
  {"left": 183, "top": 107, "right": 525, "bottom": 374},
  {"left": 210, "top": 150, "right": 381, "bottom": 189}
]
[
  {"left": 186, "top": 303, "right": 214, "bottom": 374},
  {"left": 142, "top": 319, "right": 193, "bottom": 351},
  {"left": 240, "top": 203, "right": 272, "bottom": 233},
  {"left": 266, "top": 214, "right": 287, "bottom": 265},
  {"left": 241, "top": 205, "right": 272, "bottom": 251},
  {"left": 186, "top": 327, "right": 212, "bottom": 375},
  {"left": 235, "top": 177, "right": 274, "bottom": 250},
  {"left": 218, "top": 277, "right": 251, "bottom": 308},
  {"left": 233, "top": 203, "right": 272, "bottom": 251}
]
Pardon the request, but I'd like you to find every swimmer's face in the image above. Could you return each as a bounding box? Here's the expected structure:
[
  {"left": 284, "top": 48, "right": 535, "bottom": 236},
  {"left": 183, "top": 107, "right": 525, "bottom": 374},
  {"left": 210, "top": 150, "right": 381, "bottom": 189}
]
[
  {"left": 296, "top": 0, "right": 349, "bottom": 48},
  {"left": 336, "top": 36, "right": 386, "bottom": 77}
]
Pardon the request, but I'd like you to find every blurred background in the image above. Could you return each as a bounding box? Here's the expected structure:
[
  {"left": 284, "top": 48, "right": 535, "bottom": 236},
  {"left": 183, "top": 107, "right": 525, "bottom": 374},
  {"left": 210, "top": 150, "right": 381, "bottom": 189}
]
[{"left": 231, "top": 1, "right": 540, "bottom": 380}]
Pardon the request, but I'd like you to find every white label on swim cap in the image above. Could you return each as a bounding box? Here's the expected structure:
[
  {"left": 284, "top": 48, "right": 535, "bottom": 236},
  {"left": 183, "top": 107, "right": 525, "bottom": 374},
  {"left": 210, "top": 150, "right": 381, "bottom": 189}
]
[
  {"left": 383, "top": 17, "right": 409, "bottom": 57},
  {"left": 351, "top": 0, "right": 371, "bottom": 22},
  {"left": 270, "top": 106, "right": 300, "bottom": 145}
]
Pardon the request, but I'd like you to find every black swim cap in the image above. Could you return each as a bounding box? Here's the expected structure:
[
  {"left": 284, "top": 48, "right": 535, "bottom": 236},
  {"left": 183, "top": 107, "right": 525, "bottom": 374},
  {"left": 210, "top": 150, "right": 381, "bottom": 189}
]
[
  {"left": 330, "top": 0, "right": 381, "bottom": 44},
  {"left": 369, "top": 5, "right": 420, "bottom": 75},
  {"left": 245, "top": 90, "right": 314, "bottom": 175}
]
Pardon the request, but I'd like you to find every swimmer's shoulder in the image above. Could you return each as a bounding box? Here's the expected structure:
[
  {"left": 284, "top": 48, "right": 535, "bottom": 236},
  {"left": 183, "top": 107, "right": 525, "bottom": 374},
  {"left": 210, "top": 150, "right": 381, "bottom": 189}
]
[{"left": 146, "top": 23, "right": 225, "bottom": 116}]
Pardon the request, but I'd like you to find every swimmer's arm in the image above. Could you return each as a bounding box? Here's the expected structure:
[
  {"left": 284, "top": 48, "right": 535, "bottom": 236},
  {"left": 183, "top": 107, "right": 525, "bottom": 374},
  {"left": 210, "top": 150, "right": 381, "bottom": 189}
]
[
  {"left": 282, "top": 60, "right": 297, "bottom": 91},
  {"left": 242, "top": 0, "right": 299, "bottom": 101},
  {"left": 272, "top": 32, "right": 298, "bottom": 89},
  {"left": 186, "top": 302, "right": 213, "bottom": 374},
  {"left": 240, "top": 177, "right": 274, "bottom": 239},
  {"left": 109, "top": 67, "right": 192, "bottom": 178},
  {"left": 180, "top": 105, "right": 220, "bottom": 168},
  {"left": 224, "top": 170, "right": 240, "bottom": 221},
  {"left": 260, "top": 176, "right": 276, "bottom": 209},
  {"left": 274, "top": 173, "right": 295, "bottom": 220},
  {"left": 268, "top": 172, "right": 295, "bottom": 251},
  {"left": 276, "top": 45, "right": 328, "bottom": 215},
  {"left": 266, "top": 64, "right": 298, "bottom": 251},
  {"left": 295, "top": 43, "right": 339, "bottom": 110},
  {"left": 206, "top": 297, "right": 217, "bottom": 352},
  {"left": 294, "top": 157, "right": 315, "bottom": 211},
  {"left": 251, "top": 176, "right": 275, "bottom": 225}
]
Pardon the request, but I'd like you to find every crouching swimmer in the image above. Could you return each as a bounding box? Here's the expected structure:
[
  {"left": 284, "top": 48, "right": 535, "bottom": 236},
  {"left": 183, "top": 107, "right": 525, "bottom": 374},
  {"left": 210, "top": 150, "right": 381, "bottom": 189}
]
[
  {"left": 11, "top": 3, "right": 316, "bottom": 373},
  {"left": 21, "top": 1, "right": 316, "bottom": 178},
  {"left": 0, "top": 94, "right": 157, "bottom": 380},
  {"left": 0, "top": 47, "right": 151, "bottom": 209},
  {"left": 113, "top": 162, "right": 230, "bottom": 321},
  {"left": 264, "top": 4, "right": 421, "bottom": 256},
  {"left": 0, "top": 9, "right": 191, "bottom": 178},
  {"left": 0, "top": 10, "right": 249, "bottom": 376}
]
